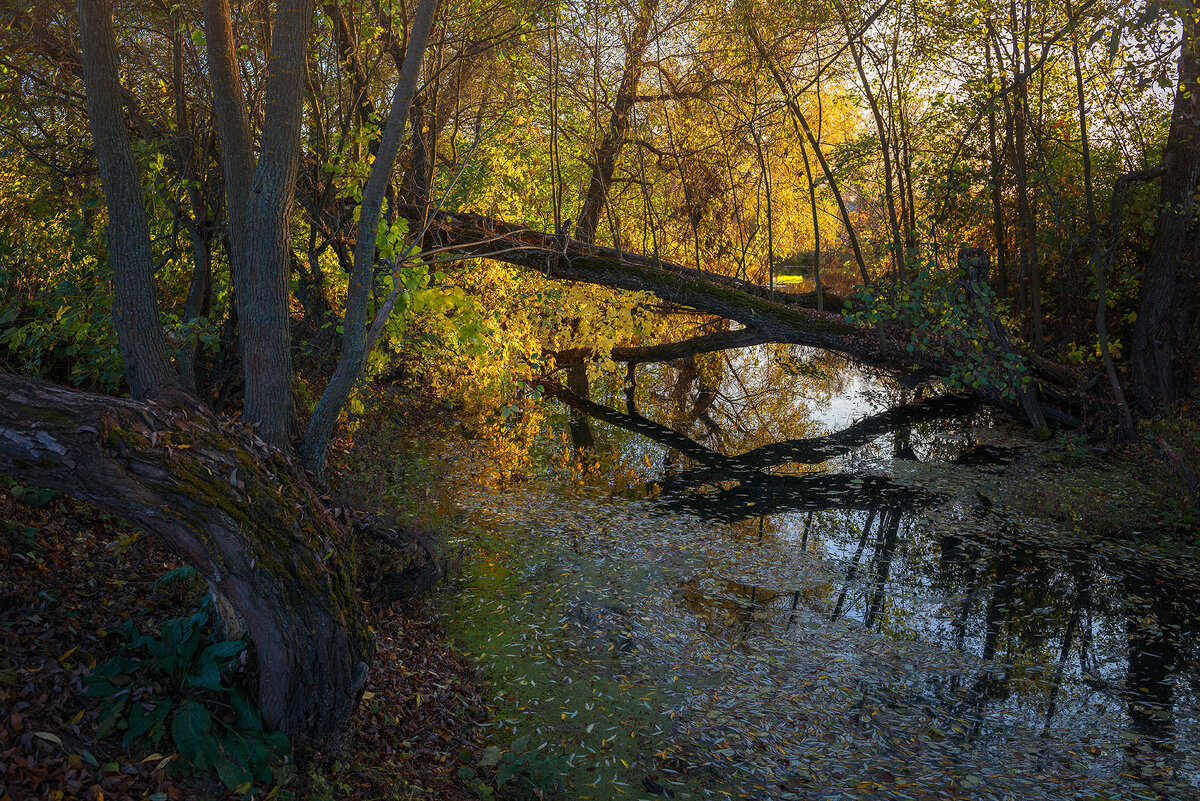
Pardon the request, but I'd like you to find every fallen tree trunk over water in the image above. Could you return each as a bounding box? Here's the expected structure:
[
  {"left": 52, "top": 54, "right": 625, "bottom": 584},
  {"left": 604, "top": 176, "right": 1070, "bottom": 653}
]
[
  {"left": 0, "top": 374, "right": 372, "bottom": 755},
  {"left": 550, "top": 326, "right": 770, "bottom": 366},
  {"left": 399, "top": 205, "right": 1092, "bottom": 426}
]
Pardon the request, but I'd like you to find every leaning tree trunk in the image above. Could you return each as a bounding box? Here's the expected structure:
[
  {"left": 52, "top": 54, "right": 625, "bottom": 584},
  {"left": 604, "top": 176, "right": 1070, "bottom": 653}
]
[
  {"left": 300, "top": 0, "right": 439, "bottom": 474},
  {"left": 0, "top": 374, "right": 372, "bottom": 755},
  {"left": 574, "top": 0, "right": 658, "bottom": 245}
]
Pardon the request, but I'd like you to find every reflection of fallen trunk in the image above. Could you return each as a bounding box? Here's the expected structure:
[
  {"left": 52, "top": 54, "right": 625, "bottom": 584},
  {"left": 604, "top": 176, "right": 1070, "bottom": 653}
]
[
  {"left": 537, "top": 376, "right": 974, "bottom": 473},
  {"left": 537, "top": 378, "right": 748, "bottom": 471},
  {"left": 657, "top": 473, "right": 931, "bottom": 522},
  {"left": 682, "top": 393, "right": 976, "bottom": 479},
  {"left": 536, "top": 376, "right": 941, "bottom": 521}
]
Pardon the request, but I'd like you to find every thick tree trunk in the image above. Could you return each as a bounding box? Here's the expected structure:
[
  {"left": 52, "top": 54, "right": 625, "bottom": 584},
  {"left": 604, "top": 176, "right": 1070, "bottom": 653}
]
[
  {"left": 77, "top": 0, "right": 180, "bottom": 399},
  {"left": 200, "top": 0, "right": 255, "bottom": 329},
  {"left": 574, "top": 0, "right": 659, "bottom": 245},
  {"left": 1132, "top": 2, "right": 1200, "bottom": 411},
  {"left": 240, "top": 0, "right": 317, "bottom": 448},
  {"left": 0, "top": 374, "right": 372, "bottom": 753}
]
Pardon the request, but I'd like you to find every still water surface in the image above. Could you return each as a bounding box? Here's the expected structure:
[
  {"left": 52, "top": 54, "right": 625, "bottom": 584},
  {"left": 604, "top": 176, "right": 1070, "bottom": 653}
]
[{"left": 436, "top": 342, "right": 1199, "bottom": 800}]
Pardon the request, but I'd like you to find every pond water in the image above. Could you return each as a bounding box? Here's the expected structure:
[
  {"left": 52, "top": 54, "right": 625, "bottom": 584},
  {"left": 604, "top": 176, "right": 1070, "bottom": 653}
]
[{"left": 431, "top": 340, "right": 1200, "bottom": 800}]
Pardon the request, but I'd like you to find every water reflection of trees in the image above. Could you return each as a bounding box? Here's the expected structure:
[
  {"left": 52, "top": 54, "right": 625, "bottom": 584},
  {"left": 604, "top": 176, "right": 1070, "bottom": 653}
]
[{"left": 539, "top": 343, "right": 1200, "bottom": 787}]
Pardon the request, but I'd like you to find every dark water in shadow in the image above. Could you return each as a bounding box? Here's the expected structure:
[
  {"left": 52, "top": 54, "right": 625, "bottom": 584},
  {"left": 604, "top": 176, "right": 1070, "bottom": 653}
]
[{"left": 445, "top": 341, "right": 1200, "bottom": 800}]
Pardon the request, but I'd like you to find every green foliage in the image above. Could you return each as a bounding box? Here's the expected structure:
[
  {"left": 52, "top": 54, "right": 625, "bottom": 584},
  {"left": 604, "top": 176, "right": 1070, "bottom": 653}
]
[
  {"left": 376, "top": 218, "right": 411, "bottom": 262},
  {"left": 462, "top": 735, "right": 566, "bottom": 800},
  {"left": 1, "top": 476, "right": 63, "bottom": 509},
  {"left": 845, "top": 264, "right": 1030, "bottom": 400},
  {"left": 85, "top": 601, "right": 290, "bottom": 796},
  {"left": 0, "top": 264, "right": 123, "bottom": 391}
]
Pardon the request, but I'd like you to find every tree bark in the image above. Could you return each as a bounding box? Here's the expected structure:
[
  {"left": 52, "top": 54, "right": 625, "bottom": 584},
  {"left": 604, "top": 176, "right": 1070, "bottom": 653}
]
[
  {"left": 77, "top": 0, "right": 180, "bottom": 399},
  {"left": 300, "top": 0, "right": 439, "bottom": 473},
  {"left": 574, "top": 0, "right": 659, "bottom": 245},
  {"left": 239, "top": 0, "right": 317, "bottom": 448},
  {"left": 0, "top": 374, "right": 372, "bottom": 753},
  {"left": 1132, "top": 1, "right": 1200, "bottom": 411},
  {"left": 200, "top": 0, "right": 255, "bottom": 329}
]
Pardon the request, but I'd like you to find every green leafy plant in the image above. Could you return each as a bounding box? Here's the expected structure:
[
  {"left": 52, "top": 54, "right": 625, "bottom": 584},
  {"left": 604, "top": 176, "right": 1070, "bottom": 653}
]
[
  {"left": 479, "top": 735, "right": 566, "bottom": 799},
  {"left": 85, "top": 600, "right": 290, "bottom": 795},
  {"left": 844, "top": 263, "right": 1030, "bottom": 400},
  {"left": 0, "top": 264, "right": 124, "bottom": 391},
  {"left": 1, "top": 476, "right": 61, "bottom": 508}
]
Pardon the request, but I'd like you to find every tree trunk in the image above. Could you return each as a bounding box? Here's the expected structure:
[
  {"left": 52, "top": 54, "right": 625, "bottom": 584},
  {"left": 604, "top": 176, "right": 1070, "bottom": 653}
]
[
  {"left": 77, "top": 0, "right": 180, "bottom": 399},
  {"left": 403, "top": 93, "right": 432, "bottom": 208},
  {"left": 401, "top": 204, "right": 1092, "bottom": 424},
  {"left": 0, "top": 374, "right": 372, "bottom": 754},
  {"left": 239, "top": 0, "right": 317, "bottom": 448},
  {"left": 1095, "top": 167, "right": 1164, "bottom": 433},
  {"left": 178, "top": 223, "right": 213, "bottom": 393},
  {"left": 574, "top": 0, "right": 659, "bottom": 245},
  {"left": 799, "top": 139, "right": 823, "bottom": 309},
  {"left": 1132, "top": 1, "right": 1200, "bottom": 411},
  {"left": 300, "top": 0, "right": 439, "bottom": 473},
  {"left": 1013, "top": 74, "right": 1042, "bottom": 349},
  {"left": 200, "top": 0, "right": 255, "bottom": 337},
  {"left": 984, "top": 42, "right": 1010, "bottom": 299}
]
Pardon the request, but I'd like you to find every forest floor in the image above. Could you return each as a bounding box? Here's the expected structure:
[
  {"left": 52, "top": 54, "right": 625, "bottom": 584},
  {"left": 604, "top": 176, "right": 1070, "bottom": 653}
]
[
  {"left": 1, "top": 387, "right": 1197, "bottom": 801},
  {"left": 0, "top": 467, "right": 487, "bottom": 801}
]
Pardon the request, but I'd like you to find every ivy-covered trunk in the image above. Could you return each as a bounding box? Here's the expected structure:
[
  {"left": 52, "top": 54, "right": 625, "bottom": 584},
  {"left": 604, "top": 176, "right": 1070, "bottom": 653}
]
[{"left": 0, "top": 374, "right": 372, "bottom": 754}]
